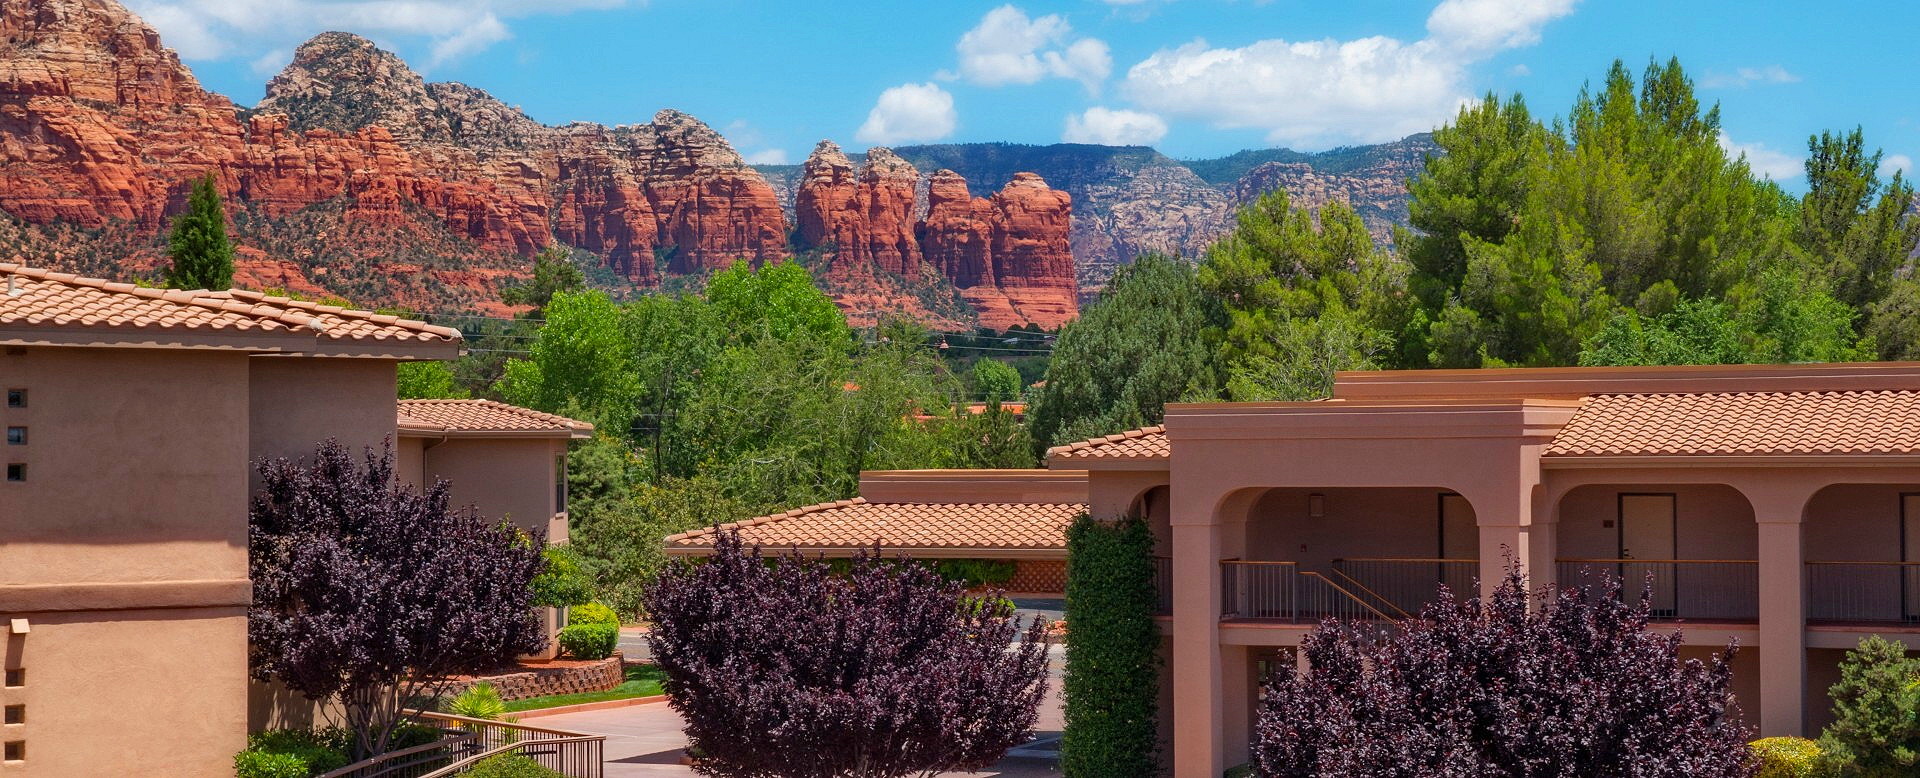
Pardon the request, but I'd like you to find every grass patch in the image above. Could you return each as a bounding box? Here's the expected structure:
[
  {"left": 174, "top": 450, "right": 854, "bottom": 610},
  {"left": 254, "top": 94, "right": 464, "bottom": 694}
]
[{"left": 501, "top": 665, "right": 668, "bottom": 713}]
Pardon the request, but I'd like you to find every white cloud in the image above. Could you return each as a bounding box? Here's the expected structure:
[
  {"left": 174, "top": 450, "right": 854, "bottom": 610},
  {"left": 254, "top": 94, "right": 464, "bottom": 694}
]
[
  {"left": 742, "top": 148, "right": 789, "bottom": 165},
  {"left": 1120, "top": 0, "right": 1576, "bottom": 147},
  {"left": 249, "top": 48, "right": 291, "bottom": 76},
  {"left": 124, "top": 0, "right": 626, "bottom": 67},
  {"left": 1508, "top": 63, "right": 1530, "bottom": 77},
  {"left": 1882, "top": 154, "right": 1913, "bottom": 178},
  {"left": 954, "top": 5, "right": 1112, "bottom": 92},
  {"left": 1718, "top": 132, "right": 1803, "bottom": 181},
  {"left": 1063, "top": 107, "right": 1168, "bottom": 146},
  {"left": 1699, "top": 65, "right": 1801, "bottom": 89},
  {"left": 855, "top": 82, "right": 958, "bottom": 145}
]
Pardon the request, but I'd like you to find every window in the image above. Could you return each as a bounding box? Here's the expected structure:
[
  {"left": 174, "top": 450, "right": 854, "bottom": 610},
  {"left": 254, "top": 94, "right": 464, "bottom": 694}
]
[
  {"left": 2, "top": 706, "right": 20, "bottom": 725},
  {"left": 4, "top": 389, "right": 20, "bottom": 408},
  {"left": 554, "top": 454, "right": 568, "bottom": 514},
  {"left": 3, "top": 740, "right": 21, "bottom": 762},
  {"left": 4, "top": 427, "right": 21, "bottom": 445},
  {"left": 2, "top": 669, "right": 20, "bottom": 687},
  {"left": 4, "top": 464, "right": 19, "bottom": 482}
]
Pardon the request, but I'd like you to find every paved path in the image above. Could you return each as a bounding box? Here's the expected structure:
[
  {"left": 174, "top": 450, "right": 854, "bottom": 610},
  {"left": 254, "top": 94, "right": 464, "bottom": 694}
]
[{"left": 540, "top": 644, "right": 1064, "bottom": 777}]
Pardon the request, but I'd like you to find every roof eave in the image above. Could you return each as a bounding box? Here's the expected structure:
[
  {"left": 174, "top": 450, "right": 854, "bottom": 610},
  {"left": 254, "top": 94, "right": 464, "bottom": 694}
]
[{"left": 1543, "top": 453, "right": 1920, "bottom": 469}]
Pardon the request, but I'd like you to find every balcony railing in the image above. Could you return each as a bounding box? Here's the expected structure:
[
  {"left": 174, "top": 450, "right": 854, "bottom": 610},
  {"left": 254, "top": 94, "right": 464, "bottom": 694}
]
[
  {"left": 1555, "top": 559, "right": 1758, "bottom": 621},
  {"left": 1332, "top": 558, "right": 1477, "bottom": 615},
  {"left": 1807, "top": 562, "right": 1920, "bottom": 623},
  {"left": 1220, "top": 560, "right": 1396, "bottom": 622},
  {"left": 319, "top": 711, "right": 604, "bottom": 778}
]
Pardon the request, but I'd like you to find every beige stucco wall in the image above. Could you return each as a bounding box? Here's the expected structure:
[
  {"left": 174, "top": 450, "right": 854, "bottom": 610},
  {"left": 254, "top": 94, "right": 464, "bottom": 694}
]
[
  {"left": 396, "top": 434, "right": 426, "bottom": 494},
  {"left": 1804, "top": 484, "right": 1909, "bottom": 561},
  {"left": 1555, "top": 483, "right": 1757, "bottom": 560},
  {"left": 249, "top": 357, "right": 397, "bottom": 467},
  {"left": 1241, "top": 487, "right": 1454, "bottom": 568},
  {"left": 418, "top": 438, "right": 566, "bottom": 543}
]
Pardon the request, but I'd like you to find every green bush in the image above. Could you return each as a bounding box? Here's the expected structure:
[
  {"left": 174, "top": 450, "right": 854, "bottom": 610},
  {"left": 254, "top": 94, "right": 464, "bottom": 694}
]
[
  {"left": 558, "top": 622, "right": 618, "bottom": 659},
  {"left": 464, "top": 753, "right": 565, "bottom": 778},
  {"left": 1817, "top": 635, "right": 1920, "bottom": 776},
  {"left": 234, "top": 729, "right": 349, "bottom": 778},
  {"left": 1751, "top": 737, "right": 1823, "bottom": 778},
  {"left": 1061, "top": 513, "right": 1160, "bottom": 777},
  {"left": 447, "top": 682, "right": 508, "bottom": 721},
  {"left": 568, "top": 602, "right": 619, "bottom": 626},
  {"left": 932, "top": 559, "right": 1017, "bottom": 588},
  {"left": 530, "top": 546, "right": 595, "bottom": 608}
]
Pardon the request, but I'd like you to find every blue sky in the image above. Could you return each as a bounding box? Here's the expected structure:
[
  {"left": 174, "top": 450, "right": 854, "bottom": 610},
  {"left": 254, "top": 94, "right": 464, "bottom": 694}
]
[{"left": 137, "top": 0, "right": 1915, "bottom": 182}]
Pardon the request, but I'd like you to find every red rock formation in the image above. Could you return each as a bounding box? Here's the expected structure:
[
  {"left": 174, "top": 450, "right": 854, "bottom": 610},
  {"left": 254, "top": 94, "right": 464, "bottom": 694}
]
[
  {"left": 795, "top": 142, "right": 920, "bottom": 276},
  {"left": 919, "top": 169, "right": 996, "bottom": 288},
  {"left": 855, "top": 147, "right": 922, "bottom": 275},
  {"left": 984, "top": 172, "right": 1077, "bottom": 328}
]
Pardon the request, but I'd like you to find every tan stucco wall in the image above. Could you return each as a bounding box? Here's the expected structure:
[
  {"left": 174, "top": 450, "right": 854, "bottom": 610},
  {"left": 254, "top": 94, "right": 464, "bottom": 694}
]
[
  {"left": 0, "top": 347, "right": 251, "bottom": 588},
  {"left": 1241, "top": 487, "right": 1454, "bottom": 568},
  {"left": 1555, "top": 483, "right": 1757, "bottom": 560},
  {"left": 419, "top": 438, "right": 566, "bottom": 543},
  {"left": 396, "top": 434, "right": 426, "bottom": 493},
  {"left": 1805, "top": 484, "right": 1910, "bottom": 561},
  {"left": 3, "top": 609, "right": 248, "bottom": 777},
  {"left": 249, "top": 357, "right": 397, "bottom": 467}
]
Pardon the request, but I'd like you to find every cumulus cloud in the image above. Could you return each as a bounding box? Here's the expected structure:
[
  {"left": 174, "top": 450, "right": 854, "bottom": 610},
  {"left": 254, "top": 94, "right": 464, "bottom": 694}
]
[
  {"left": 953, "top": 5, "right": 1112, "bottom": 92},
  {"left": 1719, "top": 132, "right": 1803, "bottom": 181},
  {"left": 1063, "top": 107, "right": 1168, "bottom": 146},
  {"left": 1699, "top": 65, "right": 1801, "bottom": 89},
  {"left": 124, "top": 0, "right": 625, "bottom": 66},
  {"left": 1120, "top": 0, "right": 1577, "bottom": 147},
  {"left": 856, "top": 83, "right": 958, "bottom": 145},
  {"left": 1881, "top": 154, "right": 1913, "bottom": 178}
]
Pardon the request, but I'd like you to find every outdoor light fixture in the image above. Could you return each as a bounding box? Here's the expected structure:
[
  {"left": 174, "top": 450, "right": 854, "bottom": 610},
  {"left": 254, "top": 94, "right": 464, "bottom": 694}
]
[
  {"left": 1308, "top": 493, "right": 1326, "bottom": 518},
  {"left": 6, "top": 619, "right": 25, "bottom": 635}
]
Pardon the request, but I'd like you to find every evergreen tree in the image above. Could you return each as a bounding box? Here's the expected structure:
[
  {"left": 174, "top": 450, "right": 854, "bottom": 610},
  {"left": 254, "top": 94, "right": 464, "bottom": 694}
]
[
  {"left": 164, "top": 173, "right": 236, "bottom": 291},
  {"left": 1816, "top": 635, "right": 1920, "bottom": 776},
  {"left": 1798, "top": 128, "right": 1920, "bottom": 313}
]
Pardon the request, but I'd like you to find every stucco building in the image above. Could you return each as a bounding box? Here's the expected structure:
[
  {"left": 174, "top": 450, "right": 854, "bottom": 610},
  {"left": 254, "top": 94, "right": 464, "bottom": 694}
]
[
  {"left": 1041, "top": 363, "right": 1920, "bottom": 777},
  {"left": 0, "top": 264, "right": 585, "bottom": 776}
]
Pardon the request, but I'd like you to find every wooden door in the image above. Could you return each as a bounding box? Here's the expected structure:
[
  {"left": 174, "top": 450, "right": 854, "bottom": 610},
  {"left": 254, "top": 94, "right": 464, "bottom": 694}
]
[{"left": 1620, "top": 494, "right": 1677, "bottom": 615}]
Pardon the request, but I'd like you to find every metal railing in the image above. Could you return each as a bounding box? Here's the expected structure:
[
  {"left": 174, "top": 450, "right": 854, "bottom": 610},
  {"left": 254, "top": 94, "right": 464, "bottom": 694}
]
[
  {"left": 1807, "top": 562, "right": 1920, "bottom": 623},
  {"left": 320, "top": 711, "right": 604, "bottom": 778},
  {"left": 1555, "top": 559, "right": 1758, "bottom": 621},
  {"left": 1220, "top": 561, "right": 1396, "bottom": 623},
  {"left": 1332, "top": 558, "right": 1477, "bottom": 615},
  {"left": 1153, "top": 556, "right": 1173, "bottom": 615}
]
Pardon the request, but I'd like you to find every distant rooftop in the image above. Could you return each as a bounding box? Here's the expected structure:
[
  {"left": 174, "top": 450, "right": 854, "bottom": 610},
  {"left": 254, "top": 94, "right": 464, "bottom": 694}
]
[{"left": 397, "top": 399, "right": 594, "bottom": 439}]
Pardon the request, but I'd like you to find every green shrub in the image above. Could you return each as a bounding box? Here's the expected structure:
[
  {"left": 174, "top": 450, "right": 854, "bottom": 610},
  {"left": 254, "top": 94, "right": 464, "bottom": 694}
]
[
  {"left": 464, "top": 753, "right": 566, "bottom": 778},
  {"left": 558, "top": 622, "right": 618, "bottom": 659},
  {"left": 530, "top": 546, "right": 595, "bottom": 608},
  {"left": 1751, "top": 737, "right": 1822, "bottom": 778},
  {"left": 234, "top": 729, "right": 349, "bottom": 778},
  {"left": 447, "top": 682, "right": 508, "bottom": 721},
  {"left": 568, "top": 602, "right": 619, "bottom": 626},
  {"left": 932, "top": 559, "right": 1017, "bottom": 588},
  {"left": 1817, "top": 635, "right": 1920, "bottom": 776},
  {"left": 1061, "top": 513, "right": 1160, "bottom": 777}
]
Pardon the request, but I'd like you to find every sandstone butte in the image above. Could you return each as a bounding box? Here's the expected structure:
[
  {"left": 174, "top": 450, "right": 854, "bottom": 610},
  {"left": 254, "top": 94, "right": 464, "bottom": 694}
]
[
  {"left": 798, "top": 143, "right": 1077, "bottom": 330},
  {"left": 0, "top": 0, "right": 1075, "bottom": 328}
]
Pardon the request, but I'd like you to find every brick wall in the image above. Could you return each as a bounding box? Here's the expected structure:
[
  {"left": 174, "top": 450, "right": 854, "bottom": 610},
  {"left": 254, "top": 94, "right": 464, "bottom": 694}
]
[{"left": 440, "top": 655, "right": 625, "bottom": 702}]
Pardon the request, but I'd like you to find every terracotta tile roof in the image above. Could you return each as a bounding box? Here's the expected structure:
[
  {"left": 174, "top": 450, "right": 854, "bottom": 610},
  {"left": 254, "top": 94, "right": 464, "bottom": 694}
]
[
  {"left": 1046, "top": 425, "right": 1169, "bottom": 462},
  {"left": 1545, "top": 391, "right": 1920, "bottom": 457},
  {"left": 0, "top": 264, "right": 460, "bottom": 355},
  {"left": 663, "top": 499, "right": 1085, "bottom": 556},
  {"left": 397, "top": 399, "right": 594, "bottom": 437}
]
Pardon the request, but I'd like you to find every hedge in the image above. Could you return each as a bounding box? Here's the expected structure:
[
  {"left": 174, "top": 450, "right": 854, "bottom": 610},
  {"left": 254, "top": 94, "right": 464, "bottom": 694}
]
[
  {"left": 558, "top": 622, "right": 619, "bottom": 659},
  {"left": 1061, "top": 513, "right": 1160, "bottom": 777}
]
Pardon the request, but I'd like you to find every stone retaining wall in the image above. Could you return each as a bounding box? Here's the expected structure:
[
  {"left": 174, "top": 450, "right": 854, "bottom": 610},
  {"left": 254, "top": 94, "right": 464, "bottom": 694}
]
[{"left": 441, "top": 654, "right": 624, "bottom": 701}]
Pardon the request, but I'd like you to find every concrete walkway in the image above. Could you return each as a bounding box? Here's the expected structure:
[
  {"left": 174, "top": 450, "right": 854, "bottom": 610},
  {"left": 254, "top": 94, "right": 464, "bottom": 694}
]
[{"left": 538, "top": 645, "right": 1064, "bottom": 777}]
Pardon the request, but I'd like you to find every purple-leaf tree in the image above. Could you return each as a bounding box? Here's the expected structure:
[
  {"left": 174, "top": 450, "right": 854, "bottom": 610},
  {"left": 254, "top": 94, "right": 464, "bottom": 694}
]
[
  {"left": 1253, "top": 564, "right": 1753, "bottom": 777},
  {"left": 643, "top": 531, "right": 1050, "bottom": 778},
  {"left": 248, "top": 439, "right": 548, "bottom": 759}
]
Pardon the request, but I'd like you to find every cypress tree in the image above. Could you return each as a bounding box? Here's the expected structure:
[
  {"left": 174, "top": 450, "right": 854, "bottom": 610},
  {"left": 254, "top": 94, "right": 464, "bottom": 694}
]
[
  {"left": 1061, "top": 513, "right": 1161, "bottom": 777},
  {"left": 164, "top": 173, "right": 235, "bottom": 291}
]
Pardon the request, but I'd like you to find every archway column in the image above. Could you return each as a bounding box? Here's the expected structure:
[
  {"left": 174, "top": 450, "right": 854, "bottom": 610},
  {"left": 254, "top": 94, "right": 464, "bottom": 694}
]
[{"left": 1169, "top": 478, "right": 1244, "bottom": 778}]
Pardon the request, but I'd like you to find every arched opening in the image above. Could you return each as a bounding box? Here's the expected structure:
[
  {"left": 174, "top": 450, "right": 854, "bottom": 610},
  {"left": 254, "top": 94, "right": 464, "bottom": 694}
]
[
  {"left": 1552, "top": 483, "right": 1757, "bottom": 621},
  {"left": 1804, "top": 483, "right": 1920, "bottom": 623}
]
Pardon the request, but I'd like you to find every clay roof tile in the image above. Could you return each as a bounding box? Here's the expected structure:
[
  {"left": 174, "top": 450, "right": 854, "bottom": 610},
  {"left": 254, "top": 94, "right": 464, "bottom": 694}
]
[{"left": 1545, "top": 390, "right": 1920, "bottom": 457}]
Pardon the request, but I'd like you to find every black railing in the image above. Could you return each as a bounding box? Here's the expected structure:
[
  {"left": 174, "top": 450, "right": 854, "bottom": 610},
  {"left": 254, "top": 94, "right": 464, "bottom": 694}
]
[
  {"left": 1807, "top": 562, "right": 1920, "bottom": 623},
  {"left": 1555, "top": 559, "right": 1758, "bottom": 621},
  {"left": 1332, "top": 558, "right": 1477, "bottom": 615}
]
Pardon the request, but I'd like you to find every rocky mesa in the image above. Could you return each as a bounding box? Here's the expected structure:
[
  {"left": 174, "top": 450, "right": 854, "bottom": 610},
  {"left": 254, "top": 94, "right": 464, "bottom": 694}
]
[{"left": 0, "top": 0, "right": 1075, "bottom": 327}]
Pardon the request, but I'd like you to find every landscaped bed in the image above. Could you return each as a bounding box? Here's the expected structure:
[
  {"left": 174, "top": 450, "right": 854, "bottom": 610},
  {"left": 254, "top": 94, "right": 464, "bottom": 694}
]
[{"left": 502, "top": 664, "right": 668, "bottom": 713}]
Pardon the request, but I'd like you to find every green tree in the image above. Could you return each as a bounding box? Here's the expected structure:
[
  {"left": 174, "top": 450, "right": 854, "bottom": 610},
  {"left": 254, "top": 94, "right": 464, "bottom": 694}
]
[
  {"left": 1199, "top": 190, "right": 1405, "bottom": 399},
  {"left": 395, "top": 361, "right": 469, "bottom": 400},
  {"left": 972, "top": 358, "right": 1023, "bottom": 402},
  {"left": 1798, "top": 129, "right": 1920, "bottom": 313},
  {"left": 1817, "top": 635, "right": 1920, "bottom": 776},
  {"left": 496, "top": 289, "right": 642, "bottom": 432},
  {"left": 164, "top": 173, "right": 236, "bottom": 291},
  {"left": 1402, "top": 93, "right": 1546, "bottom": 311},
  {"left": 1579, "top": 270, "right": 1868, "bottom": 367},
  {"left": 1028, "top": 254, "right": 1225, "bottom": 450},
  {"left": 1061, "top": 514, "right": 1160, "bottom": 777},
  {"left": 500, "top": 246, "right": 587, "bottom": 313}
]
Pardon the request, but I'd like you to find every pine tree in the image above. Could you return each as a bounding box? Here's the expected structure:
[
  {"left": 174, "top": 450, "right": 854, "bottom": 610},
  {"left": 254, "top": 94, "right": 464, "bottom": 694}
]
[{"left": 164, "top": 173, "right": 236, "bottom": 291}]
